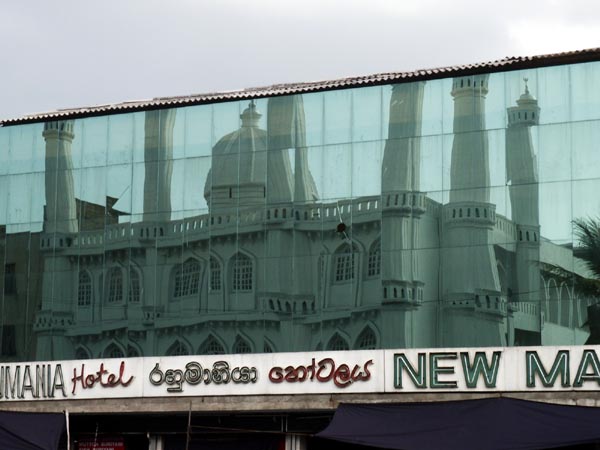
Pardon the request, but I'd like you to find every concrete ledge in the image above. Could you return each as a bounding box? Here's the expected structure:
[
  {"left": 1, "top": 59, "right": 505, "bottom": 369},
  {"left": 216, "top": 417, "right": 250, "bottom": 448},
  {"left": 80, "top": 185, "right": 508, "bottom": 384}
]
[{"left": 3, "top": 391, "right": 600, "bottom": 414}]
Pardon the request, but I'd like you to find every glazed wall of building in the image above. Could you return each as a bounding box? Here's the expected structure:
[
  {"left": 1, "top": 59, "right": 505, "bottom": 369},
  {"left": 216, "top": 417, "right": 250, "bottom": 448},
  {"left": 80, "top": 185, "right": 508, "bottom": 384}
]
[{"left": 1, "top": 60, "right": 599, "bottom": 362}]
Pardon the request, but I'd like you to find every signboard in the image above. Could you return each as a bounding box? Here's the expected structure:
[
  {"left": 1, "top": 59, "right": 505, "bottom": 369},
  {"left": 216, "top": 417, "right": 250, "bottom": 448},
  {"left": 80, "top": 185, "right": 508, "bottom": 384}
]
[
  {"left": 78, "top": 437, "right": 125, "bottom": 450},
  {"left": 0, "top": 350, "right": 381, "bottom": 401},
  {"left": 387, "top": 346, "right": 600, "bottom": 392},
  {"left": 2, "top": 346, "right": 600, "bottom": 402}
]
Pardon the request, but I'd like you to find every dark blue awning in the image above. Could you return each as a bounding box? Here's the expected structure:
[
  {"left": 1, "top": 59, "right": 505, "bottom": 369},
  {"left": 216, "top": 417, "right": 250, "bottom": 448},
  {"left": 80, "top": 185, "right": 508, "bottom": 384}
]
[
  {"left": 0, "top": 411, "right": 64, "bottom": 450},
  {"left": 317, "top": 398, "right": 600, "bottom": 450}
]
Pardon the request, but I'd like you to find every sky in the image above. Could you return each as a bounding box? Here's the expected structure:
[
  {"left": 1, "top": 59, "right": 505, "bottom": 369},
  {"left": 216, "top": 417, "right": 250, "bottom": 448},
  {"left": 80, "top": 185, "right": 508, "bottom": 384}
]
[{"left": 2, "top": 0, "right": 600, "bottom": 121}]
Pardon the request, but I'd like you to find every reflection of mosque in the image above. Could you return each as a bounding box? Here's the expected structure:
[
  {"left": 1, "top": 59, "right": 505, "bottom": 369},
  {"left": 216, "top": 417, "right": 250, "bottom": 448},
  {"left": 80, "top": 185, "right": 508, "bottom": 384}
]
[{"left": 25, "top": 76, "right": 594, "bottom": 361}]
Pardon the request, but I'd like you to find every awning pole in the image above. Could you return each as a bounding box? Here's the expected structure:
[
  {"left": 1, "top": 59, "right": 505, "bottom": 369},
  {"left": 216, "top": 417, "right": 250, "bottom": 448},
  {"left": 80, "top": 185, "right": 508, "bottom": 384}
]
[
  {"left": 65, "top": 409, "right": 71, "bottom": 450},
  {"left": 185, "top": 401, "right": 192, "bottom": 450}
]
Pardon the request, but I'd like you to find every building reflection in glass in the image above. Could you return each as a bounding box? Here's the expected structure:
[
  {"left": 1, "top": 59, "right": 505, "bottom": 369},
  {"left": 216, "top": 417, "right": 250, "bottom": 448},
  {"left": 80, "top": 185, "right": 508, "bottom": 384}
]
[{"left": 0, "top": 62, "right": 598, "bottom": 362}]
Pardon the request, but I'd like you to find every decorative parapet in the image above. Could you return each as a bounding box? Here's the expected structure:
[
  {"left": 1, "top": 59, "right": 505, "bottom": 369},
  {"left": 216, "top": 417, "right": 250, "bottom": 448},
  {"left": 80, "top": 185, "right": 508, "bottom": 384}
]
[
  {"left": 142, "top": 306, "right": 164, "bottom": 325},
  {"left": 444, "top": 290, "right": 507, "bottom": 317},
  {"left": 382, "top": 281, "right": 423, "bottom": 307},
  {"left": 46, "top": 193, "right": 443, "bottom": 254},
  {"left": 382, "top": 191, "right": 427, "bottom": 216},
  {"left": 33, "top": 310, "right": 74, "bottom": 332},
  {"left": 39, "top": 233, "right": 75, "bottom": 252},
  {"left": 516, "top": 224, "right": 541, "bottom": 246},
  {"left": 260, "top": 294, "right": 316, "bottom": 315},
  {"left": 443, "top": 202, "right": 496, "bottom": 227},
  {"left": 511, "top": 301, "right": 544, "bottom": 332}
]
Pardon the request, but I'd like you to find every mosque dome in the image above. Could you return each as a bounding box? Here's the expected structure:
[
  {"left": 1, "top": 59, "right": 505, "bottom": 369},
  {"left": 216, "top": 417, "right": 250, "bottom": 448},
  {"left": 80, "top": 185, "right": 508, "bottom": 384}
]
[{"left": 204, "top": 102, "right": 267, "bottom": 208}]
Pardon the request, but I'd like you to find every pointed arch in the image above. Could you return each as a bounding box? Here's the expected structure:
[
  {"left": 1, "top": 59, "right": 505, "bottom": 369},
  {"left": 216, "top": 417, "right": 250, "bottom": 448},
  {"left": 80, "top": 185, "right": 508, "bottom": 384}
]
[
  {"left": 77, "top": 270, "right": 93, "bottom": 307},
  {"left": 327, "top": 332, "right": 350, "bottom": 351},
  {"left": 103, "top": 341, "right": 126, "bottom": 359},
  {"left": 199, "top": 334, "right": 226, "bottom": 355},
  {"left": 74, "top": 345, "right": 92, "bottom": 360},
  {"left": 172, "top": 257, "right": 201, "bottom": 299},
  {"left": 263, "top": 338, "right": 276, "bottom": 354},
  {"left": 355, "top": 324, "right": 379, "bottom": 350},
  {"left": 230, "top": 252, "right": 253, "bottom": 292},
  {"left": 233, "top": 335, "right": 253, "bottom": 354},
  {"left": 367, "top": 239, "right": 381, "bottom": 277},
  {"left": 166, "top": 339, "right": 191, "bottom": 356},
  {"left": 127, "top": 341, "right": 143, "bottom": 357}
]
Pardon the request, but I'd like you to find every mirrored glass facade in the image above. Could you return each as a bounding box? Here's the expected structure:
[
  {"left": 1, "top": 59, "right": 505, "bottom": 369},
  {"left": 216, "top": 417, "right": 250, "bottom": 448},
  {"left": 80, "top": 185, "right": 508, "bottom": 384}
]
[{"left": 2, "top": 60, "right": 600, "bottom": 362}]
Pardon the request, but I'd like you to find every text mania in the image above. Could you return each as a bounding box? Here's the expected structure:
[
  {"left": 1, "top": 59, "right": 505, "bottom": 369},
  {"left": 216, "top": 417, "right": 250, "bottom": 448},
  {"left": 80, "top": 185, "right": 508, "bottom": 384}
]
[
  {"left": 394, "top": 348, "right": 600, "bottom": 390},
  {"left": 0, "top": 364, "right": 66, "bottom": 400}
]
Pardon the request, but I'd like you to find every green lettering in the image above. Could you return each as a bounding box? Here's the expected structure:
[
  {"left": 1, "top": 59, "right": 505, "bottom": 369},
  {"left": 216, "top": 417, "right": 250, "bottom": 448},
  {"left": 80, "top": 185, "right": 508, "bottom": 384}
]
[
  {"left": 430, "top": 352, "right": 458, "bottom": 389},
  {"left": 394, "top": 353, "right": 426, "bottom": 389},
  {"left": 460, "top": 351, "right": 501, "bottom": 388},
  {"left": 574, "top": 350, "right": 600, "bottom": 387},
  {"left": 526, "top": 350, "right": 570, "bottom": 388}
]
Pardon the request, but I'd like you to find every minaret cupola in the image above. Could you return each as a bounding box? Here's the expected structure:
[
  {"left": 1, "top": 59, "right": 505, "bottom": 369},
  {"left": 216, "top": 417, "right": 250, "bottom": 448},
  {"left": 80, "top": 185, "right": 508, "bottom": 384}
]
[{"left": 508, "top": 78, "right": 540, "bottom": 127}]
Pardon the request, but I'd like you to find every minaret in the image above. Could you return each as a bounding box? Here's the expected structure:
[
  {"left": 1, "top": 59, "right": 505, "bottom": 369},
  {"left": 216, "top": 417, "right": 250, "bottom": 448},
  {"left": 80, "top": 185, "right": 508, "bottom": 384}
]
[
  {"left": 382, "top": 82, "right": 425, "bottom": 192},
  {"left": 506, "top": 80, "right": 541, "bottom": 310},
  {"left": 442, "top": 74, "right": 506, "bottom": 346},
  {"left": 264, "top": 95, "right": 319, "bottom": 322},
  {"left": 379, "top": 82, "right": 427, "bottom": 347},
  {"left": 43, "top": 120, "right": 78, "bottom": 233},
  {"left": 37, "top": 120, "right": 79, "bottom": 360},
  {"left": 266, "top": 95, "right": 318, "bottom": 204},
  {"left": 143, "top": 109, "right": 176, "bottom": 222}
]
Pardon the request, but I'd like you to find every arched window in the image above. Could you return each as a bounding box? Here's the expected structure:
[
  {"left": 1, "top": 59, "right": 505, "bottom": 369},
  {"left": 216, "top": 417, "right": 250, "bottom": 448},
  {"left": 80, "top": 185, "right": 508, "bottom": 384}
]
[
  {"left": 128, "top": 267, "right": 142, "bottom": 303},
  {"left": 77, "top": 271, "right": 92, "bottom": 306},
  {"left": 127, "top": 345, "right": 141, "bottom": 357},
  {"left": 75, "top": 347, "right": 91, "bottom": 360},
  {"left": 210, "top": 257, "right": 222, "bottom": 291},
  {"left": 233, "top": 336, "right": 252, "bottom": 354},
  {"left": 327, "top": 333, "right": 349, "bottom": 351},
  {"left": 107, "top": 268, "right": 123, "bottom": 303},
  {"left": 367, "top": 240, "right": 381, "bottom": 277},
  {"left": 231, "top": 253, "right": 253, "bottom": 292},
  {"left": 263, "top": 340, "right": 274, "bottom": 353},
  {"left": 356, "top": 327, "right": 377, "bottom": 350},
  {"left": 167, "top": 341, "right": 189, "bottom": 356},
  {"left": 173, "top": 259, "right": 201, "bottom": 298},
  {"left": 334, "top": 244, "right": 356, "bottom": 282},
  {"left": 199, "top": 336, "right": 225, "bottom": 355},
  {"left": 104, "top": 343, "right": 125, "bottom": 359}
]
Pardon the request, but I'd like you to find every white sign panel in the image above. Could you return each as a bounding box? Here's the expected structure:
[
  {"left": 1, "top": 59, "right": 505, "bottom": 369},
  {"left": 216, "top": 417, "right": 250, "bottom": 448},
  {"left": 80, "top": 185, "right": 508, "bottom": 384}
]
[
  {"left": 0, "top": 350, "right": 381, "bottom": 401},
  {"left": 386, "top": 346, "right": 600, "bottom": 392},
  {"left": 2, "top": 346, "right": 600, "bottom": 402}
]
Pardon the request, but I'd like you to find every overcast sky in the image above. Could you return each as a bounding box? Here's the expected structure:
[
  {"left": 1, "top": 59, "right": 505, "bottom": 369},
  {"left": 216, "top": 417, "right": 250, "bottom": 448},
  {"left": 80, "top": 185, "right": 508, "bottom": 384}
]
[{"left": 1, "top": 0, "right": 600, "bottom": 121}]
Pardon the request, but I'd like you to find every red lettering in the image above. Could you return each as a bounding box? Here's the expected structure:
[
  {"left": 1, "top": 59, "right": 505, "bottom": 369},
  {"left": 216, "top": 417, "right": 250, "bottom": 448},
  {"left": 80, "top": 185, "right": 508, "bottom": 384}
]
[
  {"left": 268, "top": 357, "right": 372, "bottom": 388},
  {"left": 71, "top": 364, "right": 86, "bottom": 394},
  {"left": 70, "top": 361, "right": 134, "bottom": 395},
  {"left": 333, "top": 364, "right": 351, "bottom": 387},
  {"left": 268, "top": 367, "right": 284, "bottom": 383},
  {"left": 85, "top": 374, "right": 96, "bottom": 388},
  {"left": 316, "top": 358, "right": 335, "bottom": 381},
  {"left": 118, "top": 361, "right": 134, "bottom": 387}
]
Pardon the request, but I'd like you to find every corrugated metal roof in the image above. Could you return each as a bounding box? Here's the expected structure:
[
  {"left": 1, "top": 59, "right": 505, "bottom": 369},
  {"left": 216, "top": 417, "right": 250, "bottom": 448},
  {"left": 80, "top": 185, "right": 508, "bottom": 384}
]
[{"left": 3, "top": 47, "right": 600, "bottom": 126}]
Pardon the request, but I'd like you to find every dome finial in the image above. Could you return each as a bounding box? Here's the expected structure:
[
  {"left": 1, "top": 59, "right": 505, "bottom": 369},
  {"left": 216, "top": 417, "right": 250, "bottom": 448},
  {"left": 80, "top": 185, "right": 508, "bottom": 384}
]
[
  {"left": 523, "top": 77, "right": 529, "bottom": 95},
  {"left": 240, "top": 100, "right": 261, "bottom": 127}
]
